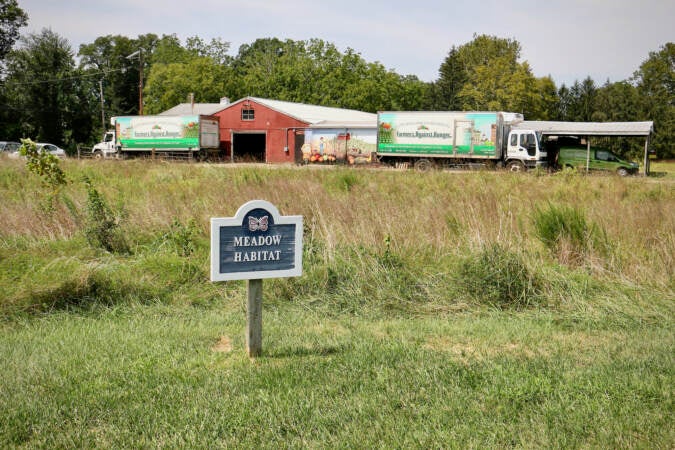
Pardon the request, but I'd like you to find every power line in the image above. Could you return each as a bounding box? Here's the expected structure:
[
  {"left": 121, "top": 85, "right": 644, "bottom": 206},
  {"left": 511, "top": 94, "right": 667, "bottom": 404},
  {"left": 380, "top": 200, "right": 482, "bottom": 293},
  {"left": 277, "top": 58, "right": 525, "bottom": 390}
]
[{"left": 1, "top": 67, "right": 129, "bottom": 87}]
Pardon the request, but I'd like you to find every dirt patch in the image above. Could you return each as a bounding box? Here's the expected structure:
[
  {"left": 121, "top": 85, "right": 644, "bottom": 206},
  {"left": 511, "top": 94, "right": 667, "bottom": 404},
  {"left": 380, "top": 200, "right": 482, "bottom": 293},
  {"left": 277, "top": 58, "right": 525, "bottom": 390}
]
[
  {"left": 212, "top": 336, "right": 233, "bottom": 353},
  {"left": 423, "top": 337, "right": 542, "bottom": 363}
]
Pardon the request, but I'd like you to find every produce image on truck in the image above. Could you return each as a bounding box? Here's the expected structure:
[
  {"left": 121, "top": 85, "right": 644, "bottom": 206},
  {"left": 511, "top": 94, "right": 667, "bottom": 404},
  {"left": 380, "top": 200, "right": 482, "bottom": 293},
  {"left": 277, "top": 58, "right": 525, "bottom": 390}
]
[
  {"left": 92, "top": 115, "right": 221, "bottom": 159},
  {"left": 376, "top": 111, "right": 547, "bottom": 171}
]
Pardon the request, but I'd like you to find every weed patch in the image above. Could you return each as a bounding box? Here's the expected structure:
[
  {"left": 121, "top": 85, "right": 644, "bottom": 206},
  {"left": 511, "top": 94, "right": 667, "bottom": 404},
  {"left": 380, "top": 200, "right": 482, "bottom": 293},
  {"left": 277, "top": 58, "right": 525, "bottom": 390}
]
[
  {"left": 457, "top": 243, "right": 541, "bottom": 309},
  {"left": 83, "top": 176, "right": 129, "bottom": 254},
  {"left": 533, "top": 203, "right": 610, "bottom": 265}
]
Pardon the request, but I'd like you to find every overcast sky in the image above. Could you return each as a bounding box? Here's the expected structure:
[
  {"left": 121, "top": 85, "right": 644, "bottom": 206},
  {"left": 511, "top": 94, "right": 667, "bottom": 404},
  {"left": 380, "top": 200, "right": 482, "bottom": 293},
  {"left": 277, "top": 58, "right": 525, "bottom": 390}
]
[{"left": 17, "top": 0, "right": 675, "bottom": 88}]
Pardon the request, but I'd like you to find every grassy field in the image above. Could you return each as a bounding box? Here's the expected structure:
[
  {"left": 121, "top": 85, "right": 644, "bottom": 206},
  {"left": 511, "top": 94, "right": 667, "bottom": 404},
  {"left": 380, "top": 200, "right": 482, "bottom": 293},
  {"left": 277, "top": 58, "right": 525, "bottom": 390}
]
[{"left": 0, "top": 157, "right": 673, "bottom": 448}]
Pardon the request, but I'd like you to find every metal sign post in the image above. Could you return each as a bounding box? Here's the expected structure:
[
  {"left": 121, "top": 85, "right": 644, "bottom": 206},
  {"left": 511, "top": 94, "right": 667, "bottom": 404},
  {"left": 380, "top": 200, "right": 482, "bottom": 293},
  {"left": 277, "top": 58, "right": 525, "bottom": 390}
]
[{"left": 211, "top": 200, "right": 303, "bottom": 357}]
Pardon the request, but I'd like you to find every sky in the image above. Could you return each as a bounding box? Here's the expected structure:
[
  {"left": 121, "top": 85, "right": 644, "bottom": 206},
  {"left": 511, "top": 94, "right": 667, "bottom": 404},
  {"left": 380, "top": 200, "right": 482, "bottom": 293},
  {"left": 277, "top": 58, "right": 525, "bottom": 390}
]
[{"left": 17, "top": 0, "right": 675, "bottom": 88}]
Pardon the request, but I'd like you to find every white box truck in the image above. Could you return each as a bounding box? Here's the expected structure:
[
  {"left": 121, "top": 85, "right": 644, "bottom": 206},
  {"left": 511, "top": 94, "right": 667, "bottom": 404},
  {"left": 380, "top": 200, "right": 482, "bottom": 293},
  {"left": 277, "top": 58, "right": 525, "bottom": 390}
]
[
  {"left": 92, "top": 115, "right": 220, "bottom": 159},
  {"left": 376, "top": 111, "right": 547, "bottom": 171}
]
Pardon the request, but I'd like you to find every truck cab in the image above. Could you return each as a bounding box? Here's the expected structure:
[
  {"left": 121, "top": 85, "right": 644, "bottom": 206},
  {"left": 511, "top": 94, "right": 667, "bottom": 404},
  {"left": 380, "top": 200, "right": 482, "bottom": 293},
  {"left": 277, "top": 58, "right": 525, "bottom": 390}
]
[
  {"left": 505, "top": 130, "right": 547, "bottom": 171},
  {"left": 91, "top": 130, "right": 117, "bottom": 158}
]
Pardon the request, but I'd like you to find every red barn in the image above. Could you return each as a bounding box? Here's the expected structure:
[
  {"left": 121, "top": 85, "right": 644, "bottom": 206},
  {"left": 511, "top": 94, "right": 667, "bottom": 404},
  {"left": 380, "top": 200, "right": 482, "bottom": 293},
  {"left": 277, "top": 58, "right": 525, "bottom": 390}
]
[{"left": 161, "top": 97, "right": 376, "bottom": 164}]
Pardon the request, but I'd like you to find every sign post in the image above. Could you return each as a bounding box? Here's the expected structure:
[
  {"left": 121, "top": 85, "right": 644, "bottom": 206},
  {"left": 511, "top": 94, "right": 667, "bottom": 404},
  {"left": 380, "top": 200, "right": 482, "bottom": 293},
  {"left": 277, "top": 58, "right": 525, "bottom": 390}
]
[
  {"left": 247, "top": 279, "right": 263, "bottom": 356},
  {"left": 211, "top": 200, "right": 303, "bottom": 357}
]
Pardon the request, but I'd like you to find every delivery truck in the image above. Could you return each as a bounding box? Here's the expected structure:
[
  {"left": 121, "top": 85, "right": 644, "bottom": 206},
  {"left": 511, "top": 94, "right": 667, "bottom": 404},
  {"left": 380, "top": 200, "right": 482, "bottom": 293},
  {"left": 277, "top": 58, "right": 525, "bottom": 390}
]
[
  {"left": 376, "top": 111, "right": 547, "bottom": 171},
  {"left": 92, "top": 115, "right": 220, "bottom": 159}
]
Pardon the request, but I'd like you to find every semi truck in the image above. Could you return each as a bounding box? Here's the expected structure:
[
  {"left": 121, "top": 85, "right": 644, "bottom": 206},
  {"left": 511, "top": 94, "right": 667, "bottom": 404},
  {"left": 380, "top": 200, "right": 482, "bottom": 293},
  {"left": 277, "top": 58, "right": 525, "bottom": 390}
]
[
  {"left": 92, "top": 115, "right": 221, "bottom": 159},
  {"left": 376, "top": 111, "right": 547, "bottom": 171}
]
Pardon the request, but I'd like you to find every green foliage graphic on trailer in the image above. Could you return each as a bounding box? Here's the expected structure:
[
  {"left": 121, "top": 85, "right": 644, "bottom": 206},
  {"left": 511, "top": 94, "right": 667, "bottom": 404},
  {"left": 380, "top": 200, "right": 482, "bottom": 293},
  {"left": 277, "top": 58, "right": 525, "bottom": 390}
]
[
  {"left": 117, "top": 116, "right": 201, "bottom": 150},
  {"left": 378, "top": 112, "right": 498, "bottom": 157}
]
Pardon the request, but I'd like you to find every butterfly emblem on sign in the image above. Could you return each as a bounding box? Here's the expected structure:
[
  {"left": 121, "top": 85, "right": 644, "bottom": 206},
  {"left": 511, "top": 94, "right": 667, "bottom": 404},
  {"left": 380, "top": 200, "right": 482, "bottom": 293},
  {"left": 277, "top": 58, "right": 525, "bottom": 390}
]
[{"left": 248, "top": 215, "right": 269, "bottom": 232}]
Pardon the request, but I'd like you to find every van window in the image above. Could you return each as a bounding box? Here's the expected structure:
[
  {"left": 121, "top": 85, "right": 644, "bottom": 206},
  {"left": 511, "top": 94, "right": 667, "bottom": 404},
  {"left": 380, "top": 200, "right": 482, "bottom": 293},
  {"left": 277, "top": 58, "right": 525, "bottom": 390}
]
[{"left": 596, "top": 150, "right": 618, "bottom": 162}]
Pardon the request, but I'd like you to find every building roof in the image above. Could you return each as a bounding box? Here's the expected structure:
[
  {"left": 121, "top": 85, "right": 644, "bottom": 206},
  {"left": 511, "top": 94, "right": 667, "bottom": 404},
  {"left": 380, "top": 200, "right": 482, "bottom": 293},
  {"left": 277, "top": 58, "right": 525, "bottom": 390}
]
[
  {"left": 159, "top": 97, "right": 376, "bottom": 128},
  {"left": 308, "top": 120, "right": 376, "bottom": 129},
  {"left": 159, "top": 103, "right": 228, "bottom": 116},
  {"left": 518, "top": 121, "right": 654, "bottom": 136},
  {"left": 231, "top": 97, "right": 376, "bottom": 127}
]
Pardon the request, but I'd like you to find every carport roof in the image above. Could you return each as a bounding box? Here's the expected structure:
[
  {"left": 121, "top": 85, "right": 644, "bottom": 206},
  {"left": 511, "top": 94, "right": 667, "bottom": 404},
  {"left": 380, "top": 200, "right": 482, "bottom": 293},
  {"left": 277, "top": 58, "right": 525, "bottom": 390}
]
[{"left": 518, "top": 121, "right": 654, "bottom": 136}]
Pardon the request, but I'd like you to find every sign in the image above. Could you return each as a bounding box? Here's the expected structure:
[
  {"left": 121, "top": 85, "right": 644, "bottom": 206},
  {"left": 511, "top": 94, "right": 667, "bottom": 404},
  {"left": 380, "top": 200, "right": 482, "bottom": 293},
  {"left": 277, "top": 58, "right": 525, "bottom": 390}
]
[{"left": 210, "top": 200, "right": 303, "bottom": 281}]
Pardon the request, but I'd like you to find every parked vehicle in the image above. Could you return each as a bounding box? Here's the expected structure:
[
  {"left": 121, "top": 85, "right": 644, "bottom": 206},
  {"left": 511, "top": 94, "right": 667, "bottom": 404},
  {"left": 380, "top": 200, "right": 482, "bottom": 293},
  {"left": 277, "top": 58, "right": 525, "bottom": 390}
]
[
  {"left": 6, "top": 142, "right": 66, "bottom": 159},
  {"left": 556, "top": 146, "right": 638, "bottom": 176},
  {"left": 0, "top": 141, "right": 21, "bottom": 153},
  {"left": 37, "top": 143, "right": 67, "bottom": 158},
  {"left": 92, "top": 115, "right": 220, "bottom": 159},
  {"left": 375, "top": 111, "right": 547, "bottom": 171}
]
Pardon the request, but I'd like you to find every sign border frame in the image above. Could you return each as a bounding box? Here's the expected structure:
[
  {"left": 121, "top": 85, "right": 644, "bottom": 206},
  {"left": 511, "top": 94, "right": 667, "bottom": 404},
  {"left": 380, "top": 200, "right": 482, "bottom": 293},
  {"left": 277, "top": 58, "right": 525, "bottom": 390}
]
[{"left": 210, "top": 200, "right": 303, "bottom": 281}]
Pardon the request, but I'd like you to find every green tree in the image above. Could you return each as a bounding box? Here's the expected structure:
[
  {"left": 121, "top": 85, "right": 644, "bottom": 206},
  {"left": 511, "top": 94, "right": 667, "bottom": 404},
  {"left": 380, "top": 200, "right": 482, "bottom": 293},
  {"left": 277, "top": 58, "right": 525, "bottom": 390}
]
[
  {"left": 457, "top": 46, "right": 537, "bottom": 114},
  {"left": 78, "top": 34, "right": 160, "bottom": 121},
  {"left": 3, "top": 28, "right": 95, "bottom": 148},
  {"left": 592, "top": 80, "right": 644, "bottom": 159},
  {"left": 143, "top": 35, "right": 235, "bottom": 113},
  {"left": 0, "top": 0, "right": 28, "bottom": 139},
  {"left": 429, "top": 46, "right": 466, "bottom": 110},
  {"left": 231, "top": 37, "right": 427, "bottom": 112},
  {"left": 594, "top": 80, "right": 641, "bottom": 122},
  {"left": 0, "top": 0, "right": 27, "bottom": 61},
  {"left": 233, "top": 38, "right": 304, "bottom": 101},
  {"left": 185, "top": 36, "right": 231, "bottom": 65},
  {"left": 433, "top": 35, "right": 544, "bottom": 115},
  {"left": 532, "top": 76, "right": 560, "bottom": 120},
  {"left": 556, "top": 84, "right": 572, "bottom": 120},
  {"left": 633, "top": 42, "right": 674, "bottom": 159},
  {"left": 567, "top": 77, "right": 597, "bottom": 121},
  {"left": 431, "top": 35, "right": 560, "bottom": 118},
  {"left": 144, "top": 57, "right": 234, "bottom": 114}
]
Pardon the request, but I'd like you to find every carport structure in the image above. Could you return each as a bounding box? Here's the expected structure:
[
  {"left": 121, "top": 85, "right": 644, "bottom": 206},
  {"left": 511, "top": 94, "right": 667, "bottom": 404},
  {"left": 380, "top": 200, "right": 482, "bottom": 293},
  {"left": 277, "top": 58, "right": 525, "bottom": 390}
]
[{"left": 517, "top": 121, "right": 654, "bottom": 175}]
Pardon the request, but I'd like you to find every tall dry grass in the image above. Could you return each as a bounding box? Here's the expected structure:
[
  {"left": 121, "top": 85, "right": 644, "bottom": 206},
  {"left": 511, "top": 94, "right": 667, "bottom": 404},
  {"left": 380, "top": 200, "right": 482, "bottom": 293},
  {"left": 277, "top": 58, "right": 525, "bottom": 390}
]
[{"left": 0, "top": 157, "right": 673, "bottom": 288}]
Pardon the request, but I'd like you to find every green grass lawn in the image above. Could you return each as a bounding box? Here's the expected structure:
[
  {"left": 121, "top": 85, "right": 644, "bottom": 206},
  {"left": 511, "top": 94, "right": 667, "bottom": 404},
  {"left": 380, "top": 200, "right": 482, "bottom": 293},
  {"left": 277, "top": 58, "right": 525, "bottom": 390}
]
[
  {"left": 1, "top": 302, "right": 672, "bottom": 448},
  {"left": 0, "top": 158, "right": 673, "bottom": 448}
]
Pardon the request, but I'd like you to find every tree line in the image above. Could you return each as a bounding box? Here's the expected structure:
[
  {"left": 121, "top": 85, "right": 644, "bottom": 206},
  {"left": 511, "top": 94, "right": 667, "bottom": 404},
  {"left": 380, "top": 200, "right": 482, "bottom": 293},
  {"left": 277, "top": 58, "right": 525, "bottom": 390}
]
[{"left": 0, "top": 0, "right": 673, "bottom": 158}]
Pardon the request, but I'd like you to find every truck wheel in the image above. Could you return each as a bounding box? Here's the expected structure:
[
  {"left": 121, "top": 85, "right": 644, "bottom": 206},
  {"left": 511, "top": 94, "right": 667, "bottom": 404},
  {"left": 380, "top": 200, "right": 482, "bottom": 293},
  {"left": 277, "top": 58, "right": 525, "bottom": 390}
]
[
  {"left": 93, "top": 150, "right": 103, "bottom": 159},
  {"left": 506, "top": 161, "right": 526, "bottom": 172},
  {"left": 616, "top": 167, "right": 629, "bottom": 177},
  {"left": 414, "top": 159, "right": 433, "bottom": 172}
]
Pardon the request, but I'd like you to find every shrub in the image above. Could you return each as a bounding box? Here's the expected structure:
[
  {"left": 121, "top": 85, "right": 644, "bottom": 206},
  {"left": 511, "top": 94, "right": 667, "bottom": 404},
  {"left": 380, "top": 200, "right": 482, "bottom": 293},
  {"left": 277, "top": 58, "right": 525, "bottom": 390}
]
[
  {"left": 83, "top": 176, "right": 129, "bottom": 254},
  {"left": 457, "top": 243, "right": 540, "bottom": 309},
  {"left": 162, "top": 219, "right": 200, "bottom": 257},
  {"left": 19, "top": 139, "right": 67, "bottom": 191},
  {"left": 532, "top": 203, "right": 608, "bottom": 265},
  {"left": 18, "top": 138, "right": 68, "bottom": 212}
]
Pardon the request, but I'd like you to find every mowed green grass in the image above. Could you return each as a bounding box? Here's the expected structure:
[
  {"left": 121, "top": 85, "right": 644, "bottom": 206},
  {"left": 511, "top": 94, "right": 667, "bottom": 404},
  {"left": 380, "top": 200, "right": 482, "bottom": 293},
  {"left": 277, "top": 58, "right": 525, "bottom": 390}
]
[
  {"left": 2, "top": 303, "right": 672, "bottom": 448},
  {"left": 0, "top": 157, "right": 673, "bottom": 448}
]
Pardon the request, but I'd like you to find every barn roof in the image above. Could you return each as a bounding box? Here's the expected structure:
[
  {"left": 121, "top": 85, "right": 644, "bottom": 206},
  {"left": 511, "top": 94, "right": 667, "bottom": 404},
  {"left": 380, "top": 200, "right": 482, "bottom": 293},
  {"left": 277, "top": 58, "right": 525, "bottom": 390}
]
[
  {"left": 517, "top": 121, "right": 654, "bottom": 136},
  {"left": 159, "top": 97, "right": 376, "bottom": 128},
  {"left": 230, "top": 97, "right": 376, "bottom": 126},
  {"left": 159, "top": 103, "right": 227, "bottom": 116}
]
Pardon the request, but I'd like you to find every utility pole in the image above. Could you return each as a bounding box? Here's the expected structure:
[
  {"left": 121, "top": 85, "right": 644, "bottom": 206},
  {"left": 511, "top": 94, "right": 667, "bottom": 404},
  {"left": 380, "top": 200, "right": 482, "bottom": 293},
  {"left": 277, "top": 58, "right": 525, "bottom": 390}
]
[
  {"left": 138, "top": 50, "right": 143, "bottom": 115},
  {"left": 127, "top": 49, "right": 143, "bottom": 115},
  {"left": 99, "top": 79, "right": 105, "bottom": 132}
]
